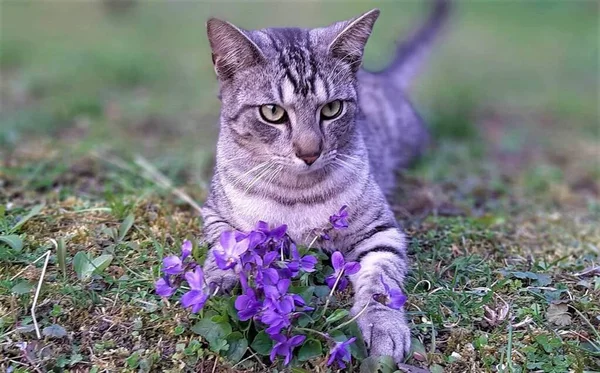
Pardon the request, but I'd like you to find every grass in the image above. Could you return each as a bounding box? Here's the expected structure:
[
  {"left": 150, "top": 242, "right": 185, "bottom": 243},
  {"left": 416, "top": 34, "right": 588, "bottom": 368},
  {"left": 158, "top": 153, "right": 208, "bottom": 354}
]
[{"left": 1, "top": 0, "right": 599, "bottom": 372}]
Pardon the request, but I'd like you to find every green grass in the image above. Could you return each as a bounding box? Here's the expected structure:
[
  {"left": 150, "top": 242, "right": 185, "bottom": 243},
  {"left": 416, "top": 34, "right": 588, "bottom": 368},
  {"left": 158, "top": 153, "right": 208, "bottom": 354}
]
[{"left": 1, "top": 0, "right": 599, "bottom": 372}]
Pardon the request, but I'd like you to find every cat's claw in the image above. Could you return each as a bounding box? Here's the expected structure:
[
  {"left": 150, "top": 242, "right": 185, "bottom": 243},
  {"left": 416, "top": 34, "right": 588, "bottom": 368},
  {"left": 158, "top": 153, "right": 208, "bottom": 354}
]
[{"left": 353, "top": 302, "right": 411, "bottom": 364}]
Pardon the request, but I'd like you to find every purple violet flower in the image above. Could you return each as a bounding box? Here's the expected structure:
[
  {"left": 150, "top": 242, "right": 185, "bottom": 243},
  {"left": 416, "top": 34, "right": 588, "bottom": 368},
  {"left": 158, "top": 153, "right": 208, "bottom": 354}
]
[
  {"left": 180, "top": 267, "right": 208, "bottom": 313},
  {"left": 261, "top": 308, "right": 292, "bottom": 336},
  {"left": 269, "top": 334, "right": 306, "bottom": 366},
  {"left": 325, "top": 251, "right": 361, "bottom": 291},
  {"left": 181, "top": 240, "right": 192, "bottom": 260},
  {"left": 155, "top": 276, "right": 176, "bottom": 297},
  {"left": 329, "top": 205, "right": 349, "bottom": 229},
  {"left": 161, "top": 240, "right": 193, "bottom": 275},
  {"left": 256, "top": 221, "right": 287, "bottom": 241},
  {"left": 236, "top": 230, "right": 266, "bottom": 250},
  {"left": 327, "top": 337, "right": 357, "bottom": 369},
  {"left": 235, "top": 290, "right": 262, "bottom": 321},
  {"left": 264, "top": 279, "right": 295, "bottom": 314},
  {"left": 291, "top": 244, "right": 317, "bottom": 273},
  {"left": 374, "top": 275, "right": 408, "bottom": 310},
  {"left": 161, "top": 255, "right": 184, "bottom": 275},
  {"left": 214, "top": 231, "right": 250, "bottom": 270}
]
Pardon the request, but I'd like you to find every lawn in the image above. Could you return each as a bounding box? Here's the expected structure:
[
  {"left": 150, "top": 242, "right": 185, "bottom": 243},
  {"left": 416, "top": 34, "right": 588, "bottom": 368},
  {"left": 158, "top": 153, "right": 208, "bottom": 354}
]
[{"left": 1, "top": 1, "right": 599, "bottom": 372}]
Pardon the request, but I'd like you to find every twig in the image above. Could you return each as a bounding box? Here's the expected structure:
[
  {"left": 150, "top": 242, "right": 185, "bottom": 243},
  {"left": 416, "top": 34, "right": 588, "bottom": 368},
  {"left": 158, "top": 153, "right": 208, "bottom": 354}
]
[
  {"left": 211, "top": 355, "right": 219, "bottom": 373},
  {"left": 330, "top": 299, "right": 371, "bottom": 332},
  {"left": 9, "top": 252, "right": 51, "bottom": 281},
  {"left": 320, "top": 270, "right": 344, "bottom": 318},
  {"left": 32, "top": 250, "right": 51, "bottom": 339},
  {"left": 133, "top": 155, "right": 203, "bottom": 214}
]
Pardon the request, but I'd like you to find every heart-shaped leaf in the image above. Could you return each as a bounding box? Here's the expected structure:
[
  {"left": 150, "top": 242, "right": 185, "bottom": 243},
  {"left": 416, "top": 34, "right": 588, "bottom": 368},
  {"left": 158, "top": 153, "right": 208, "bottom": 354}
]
[
  {"left": 298, "top": 338, "right": 322, "bottom": 361},
  {"left": 191, "top": 318, "right": 232, "bottom": 352},
  {"left": 250, "top": 331, "right": 273, "bottom": 356},
  {"left": 226, "top": 332, "right": 248, "bottom": 363}
]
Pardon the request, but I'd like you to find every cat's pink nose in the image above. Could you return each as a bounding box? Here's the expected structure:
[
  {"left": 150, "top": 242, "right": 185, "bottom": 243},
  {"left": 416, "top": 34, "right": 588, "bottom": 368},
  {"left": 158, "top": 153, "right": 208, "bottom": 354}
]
[{"left": 296, "top": 151, "right": 320, "bottom": 166}]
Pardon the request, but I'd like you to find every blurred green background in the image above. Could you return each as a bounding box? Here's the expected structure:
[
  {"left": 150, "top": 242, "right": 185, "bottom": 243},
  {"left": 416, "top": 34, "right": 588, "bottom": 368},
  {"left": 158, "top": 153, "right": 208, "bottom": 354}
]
[
  {"left": 1, "top": 2, "right": 599, "bottom": 371},
  {"left": 1, "top": 0, "right": 597, "bottom": 180}
]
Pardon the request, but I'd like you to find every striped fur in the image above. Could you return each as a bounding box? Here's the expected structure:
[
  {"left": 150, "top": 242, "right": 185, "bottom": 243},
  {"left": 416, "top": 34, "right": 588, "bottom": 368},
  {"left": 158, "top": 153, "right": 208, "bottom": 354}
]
[{"left": 202, "top": 0, "right": 450, "bottom": 363}]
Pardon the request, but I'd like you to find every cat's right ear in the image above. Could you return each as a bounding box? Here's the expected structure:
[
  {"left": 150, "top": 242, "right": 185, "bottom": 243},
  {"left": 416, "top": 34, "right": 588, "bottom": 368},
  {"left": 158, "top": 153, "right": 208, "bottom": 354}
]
[{"left": 206, "top": 18, "right": 265, "bottom": 80}]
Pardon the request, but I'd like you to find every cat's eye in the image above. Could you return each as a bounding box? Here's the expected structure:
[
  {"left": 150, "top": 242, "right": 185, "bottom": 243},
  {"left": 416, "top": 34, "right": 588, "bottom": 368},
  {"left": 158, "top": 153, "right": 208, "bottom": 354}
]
[
  {"left": 259, "top": 104, "right": 287, "bottom": 124},
  {"left": 320, "top": 100, "right": 343, "bottom": 120}
]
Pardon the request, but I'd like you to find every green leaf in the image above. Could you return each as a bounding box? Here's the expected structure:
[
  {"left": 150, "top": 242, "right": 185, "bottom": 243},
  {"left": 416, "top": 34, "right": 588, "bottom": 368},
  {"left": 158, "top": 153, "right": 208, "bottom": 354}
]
[
  {"left": 250, "top": 331, "right": 273, "bottom": 356},
  {"left": 73, "top": 252, "right": 92, "bottom": 280},
  {"left": 499, "top": 270, "right": 552, "bottom": 287},
  {"left": 126, "top": 352, "right": 140, "bottom": 368},
  {"left": 11, "top": 280, "right": 33, "bottom": 295},
  {"left": 56, "top": 237, "right": 67, "bottom": 280},
  {"left": 289, "top": 286, "right": 314, "bottom": 304},
  {"left": 91, "top": 254, "right": 113, "bottom": 274},
  {"left": 174, "top": 325, "right": 185, "bottom": 336},
  {"left": 226, "top": 332, "right": 248, "bottom": 363},
  {"left": 226, "top": 297, "right": 240, "bottom": 322},
  {"left": 314, "top": 285, "right": 330, "bottom": 299},
  {"left": 326, "top": 309, "right": 349, "bottom": 324},
  {"left": 430, "top": 364, "right": 445, "bottom": 373},
  {"left": 410, "top": 337, "right": 427, "bottom": 362},
  {"left": 191, "top": 318, "right": 232, "bottom": 352},
  {"left": 346, "top": 322, "right": 368, "bottom": 360},
  {"left": 297, "top": 338, "right": 322, "bottom": 361},
  {"left": 118, "top": 214, "right": 135, "bottom": 242},
  {"left": 0, "top": 235, "right": 23, "bottom": 251},
  {"left": 10, "top": 203, "right": 44, "bottom": 233},
  {"left": 360, "top": 356, "right": 381, "bottom": 373},
  {"left": 377, "top": 356, "right": 397, "bottom": 372}
]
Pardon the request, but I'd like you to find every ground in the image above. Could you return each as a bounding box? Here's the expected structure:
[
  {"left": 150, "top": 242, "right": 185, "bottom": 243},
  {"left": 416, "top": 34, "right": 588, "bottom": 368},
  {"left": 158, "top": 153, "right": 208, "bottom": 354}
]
[{"left": 0, "top": 1, "right": 599, "bottom": 372}]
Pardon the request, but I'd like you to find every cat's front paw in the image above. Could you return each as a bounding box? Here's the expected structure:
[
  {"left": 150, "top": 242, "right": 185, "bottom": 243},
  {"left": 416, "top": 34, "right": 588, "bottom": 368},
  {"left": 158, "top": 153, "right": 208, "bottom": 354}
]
[
  {"left": 202, "top": 253, "right": 239, "bottom": 293},
  {"left": 353, "top": 302, "right": 411, "bottom": 364}
]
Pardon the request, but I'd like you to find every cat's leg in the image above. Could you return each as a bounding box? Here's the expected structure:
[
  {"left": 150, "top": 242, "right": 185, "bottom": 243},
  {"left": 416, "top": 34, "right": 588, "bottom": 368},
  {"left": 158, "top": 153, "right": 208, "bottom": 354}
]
[
  {"left": 348, "top": 228, "right": 411, "bottom": 364},
  {"left": 201, "top": 206, "right": 240, "bottom": 293}
]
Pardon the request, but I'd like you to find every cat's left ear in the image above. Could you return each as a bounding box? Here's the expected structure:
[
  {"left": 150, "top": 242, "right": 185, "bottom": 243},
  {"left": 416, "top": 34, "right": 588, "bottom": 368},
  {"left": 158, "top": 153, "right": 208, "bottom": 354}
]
[
  {"left": 326, "top": 9, "right": 380, "bottom": 71},
  {"left": 206, "top": 18, "right": 265, "bottom": 80}
]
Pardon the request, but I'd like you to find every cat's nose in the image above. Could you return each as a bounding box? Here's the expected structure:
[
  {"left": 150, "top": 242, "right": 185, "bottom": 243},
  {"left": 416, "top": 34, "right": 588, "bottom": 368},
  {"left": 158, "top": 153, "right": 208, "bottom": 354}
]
[{"left": 296, "top": 151, "right": 321, "bottom": 166}]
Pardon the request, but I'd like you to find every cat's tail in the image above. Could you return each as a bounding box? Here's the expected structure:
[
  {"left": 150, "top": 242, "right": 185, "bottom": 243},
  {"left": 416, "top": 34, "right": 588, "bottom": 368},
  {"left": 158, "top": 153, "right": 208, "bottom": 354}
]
[{"left": 381, "top": 0, "right": 452, "bottom": 91}]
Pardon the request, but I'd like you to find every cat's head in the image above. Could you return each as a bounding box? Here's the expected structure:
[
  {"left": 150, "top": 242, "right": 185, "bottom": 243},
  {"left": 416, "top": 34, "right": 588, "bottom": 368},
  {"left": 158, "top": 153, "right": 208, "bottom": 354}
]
[{"left": 206, "top": 10, "right": 380, "bottom": 173}]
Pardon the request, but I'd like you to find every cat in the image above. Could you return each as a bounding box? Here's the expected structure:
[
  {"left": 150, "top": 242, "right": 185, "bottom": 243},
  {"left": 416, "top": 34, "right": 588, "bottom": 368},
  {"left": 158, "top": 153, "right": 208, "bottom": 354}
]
[{"left": 201, "top": 0, "right": 450, "bottom": 364}]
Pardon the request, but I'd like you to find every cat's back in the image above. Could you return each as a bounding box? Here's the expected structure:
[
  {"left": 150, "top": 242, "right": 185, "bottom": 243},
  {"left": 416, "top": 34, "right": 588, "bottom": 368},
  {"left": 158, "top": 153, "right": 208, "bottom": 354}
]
[{"left": 355, "top": 71, "right": 429, "bottom": 196}]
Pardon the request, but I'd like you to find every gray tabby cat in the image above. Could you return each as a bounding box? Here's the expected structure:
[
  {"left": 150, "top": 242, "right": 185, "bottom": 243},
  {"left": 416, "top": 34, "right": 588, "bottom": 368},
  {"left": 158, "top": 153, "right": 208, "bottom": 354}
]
[{"left": 201, "top": 0, "right": 450, "bottom": 364}]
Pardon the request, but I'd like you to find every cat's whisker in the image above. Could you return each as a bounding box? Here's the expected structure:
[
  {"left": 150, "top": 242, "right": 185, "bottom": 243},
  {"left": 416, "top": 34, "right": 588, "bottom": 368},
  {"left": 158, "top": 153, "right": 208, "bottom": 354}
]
[
  {"left": 243, "top": 162, "right": 277, "bottom": 194},
  {"left": 335, "top": 157, "right": 356, "bottom": 172},
  {"left": 219, "top": 156, "right": 258, "bottom": 165},
  {"left": 338, "top": 153, "right": 361, "bottom": 163},
  {"left": 232, "top": 161, "right": 271, "bottom": 186}
]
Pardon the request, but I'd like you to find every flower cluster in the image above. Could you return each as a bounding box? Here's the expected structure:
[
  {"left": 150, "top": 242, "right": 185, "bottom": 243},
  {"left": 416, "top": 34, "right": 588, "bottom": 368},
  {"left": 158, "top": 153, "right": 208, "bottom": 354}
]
[{"left": 154, "top": 206, "right": 408, "bottom": 369}]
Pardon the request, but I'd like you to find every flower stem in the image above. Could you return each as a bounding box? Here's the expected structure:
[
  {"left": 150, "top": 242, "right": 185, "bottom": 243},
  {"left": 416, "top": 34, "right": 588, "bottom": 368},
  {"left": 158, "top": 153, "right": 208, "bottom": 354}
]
[
  {"left": 320, "top": 269, "right": 344, "bottom": 319},
  {"left": 307, "top": 234, "right": 320, "bottom": 250},
  {"left": 330, "top": 299, "right": 371, "bottom": 332},
  {"left": 295, "top": 327, "right": 333, "bottom": 341}
]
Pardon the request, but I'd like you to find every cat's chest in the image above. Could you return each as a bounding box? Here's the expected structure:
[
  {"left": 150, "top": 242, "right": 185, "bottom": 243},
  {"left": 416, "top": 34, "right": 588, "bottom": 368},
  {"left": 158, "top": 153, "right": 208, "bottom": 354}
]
[{"left": 227, "top": 193, "right": 341, "bottom": 245}]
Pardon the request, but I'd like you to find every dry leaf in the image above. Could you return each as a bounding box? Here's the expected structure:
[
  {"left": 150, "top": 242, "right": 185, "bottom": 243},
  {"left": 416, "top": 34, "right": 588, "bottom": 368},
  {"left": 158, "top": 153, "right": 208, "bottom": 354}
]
[{"left": 546, "top": 302, "right": 572, "bottom": 326}]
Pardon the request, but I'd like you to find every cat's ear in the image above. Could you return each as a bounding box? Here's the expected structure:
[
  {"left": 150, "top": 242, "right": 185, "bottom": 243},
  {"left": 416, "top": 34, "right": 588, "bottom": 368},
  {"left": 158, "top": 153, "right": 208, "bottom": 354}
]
[
  {"left": 206, "top": 18, "right": 265, "bottom": 80},
  {"left": 326, "top": 9, "right": 380, "bottom": 71}
]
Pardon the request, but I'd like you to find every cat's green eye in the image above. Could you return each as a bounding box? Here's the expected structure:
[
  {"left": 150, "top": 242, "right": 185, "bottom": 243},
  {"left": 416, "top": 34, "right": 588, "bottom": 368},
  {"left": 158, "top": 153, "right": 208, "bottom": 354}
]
[
  {"left": 320, "top": 100, "right": 343, "bottom": 120},
  {"left": 259, "top": 104, "right": 287, "bottom": 124}
]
